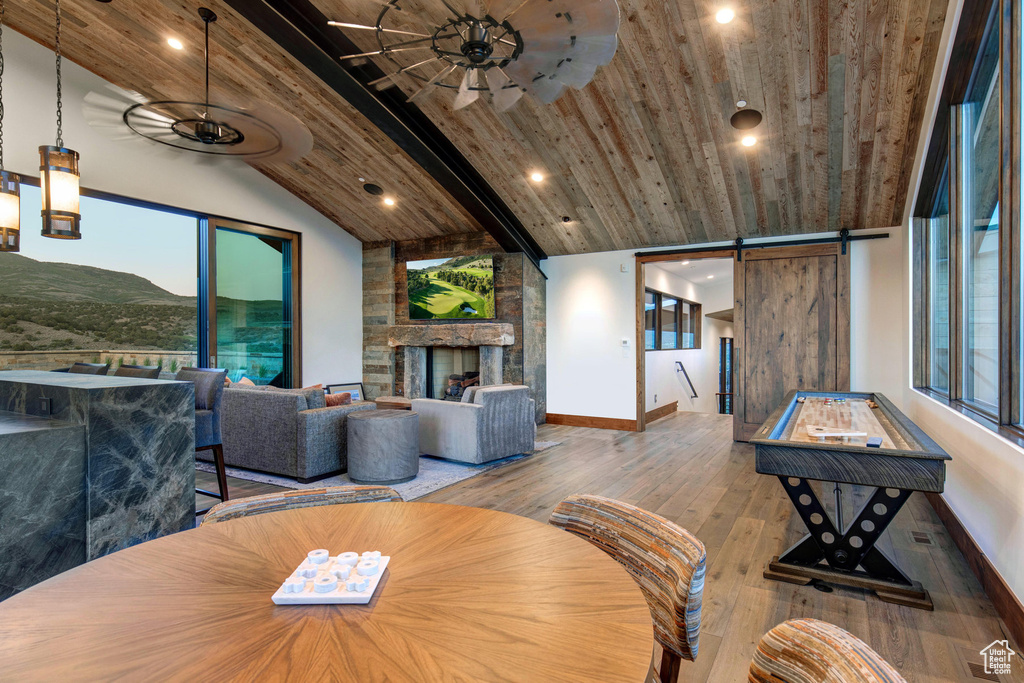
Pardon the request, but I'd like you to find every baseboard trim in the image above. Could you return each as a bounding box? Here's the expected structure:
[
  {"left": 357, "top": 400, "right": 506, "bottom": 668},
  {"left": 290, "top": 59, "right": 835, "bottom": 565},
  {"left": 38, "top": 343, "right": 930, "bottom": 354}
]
[
  {"left": 645, "top": 401, "right": 678, "bottom": 424},
  {"left": 544, "top": 413, "right": 639, "bottom": 432},
  {"left": 926, "top": 492, "right": 1024, "bottom": 648}
]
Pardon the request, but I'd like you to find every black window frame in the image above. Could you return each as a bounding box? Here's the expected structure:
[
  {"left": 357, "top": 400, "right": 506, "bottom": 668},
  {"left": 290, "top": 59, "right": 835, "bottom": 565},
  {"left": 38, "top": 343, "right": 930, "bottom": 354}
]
[{"left": 644, "top": 287, "right": 701, "bottom": 351}]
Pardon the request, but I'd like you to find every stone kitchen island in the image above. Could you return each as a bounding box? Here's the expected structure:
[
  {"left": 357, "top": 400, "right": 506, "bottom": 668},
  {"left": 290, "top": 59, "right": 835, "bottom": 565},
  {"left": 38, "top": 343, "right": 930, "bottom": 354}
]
[{"left": 0, "top": 371, "right": 195, "bottom": 599}]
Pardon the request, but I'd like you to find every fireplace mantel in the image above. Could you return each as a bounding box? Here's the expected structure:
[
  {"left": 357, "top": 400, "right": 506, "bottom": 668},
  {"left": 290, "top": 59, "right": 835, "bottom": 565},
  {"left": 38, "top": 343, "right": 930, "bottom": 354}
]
[{"left": 388, "top": 323, "right": 515, "bottom": 348}]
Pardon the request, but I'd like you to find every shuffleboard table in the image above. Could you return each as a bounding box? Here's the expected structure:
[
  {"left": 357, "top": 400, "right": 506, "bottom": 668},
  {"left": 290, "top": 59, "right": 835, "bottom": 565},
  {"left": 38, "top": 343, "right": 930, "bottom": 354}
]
[{"left": 751, "top": 390, "right": 951, "bottom": 610}]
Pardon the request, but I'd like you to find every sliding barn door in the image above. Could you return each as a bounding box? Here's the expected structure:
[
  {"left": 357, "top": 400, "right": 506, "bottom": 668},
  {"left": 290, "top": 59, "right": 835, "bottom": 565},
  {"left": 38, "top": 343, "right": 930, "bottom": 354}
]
[{"left": 733, "top": 244, "right": 850, "bottom": 441}]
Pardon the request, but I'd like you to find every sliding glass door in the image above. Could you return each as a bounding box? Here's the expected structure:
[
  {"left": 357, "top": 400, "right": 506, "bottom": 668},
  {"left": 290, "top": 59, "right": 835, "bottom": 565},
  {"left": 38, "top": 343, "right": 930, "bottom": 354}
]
[{"left": 205, "top": 219, "right": 300, "bottom": 387}]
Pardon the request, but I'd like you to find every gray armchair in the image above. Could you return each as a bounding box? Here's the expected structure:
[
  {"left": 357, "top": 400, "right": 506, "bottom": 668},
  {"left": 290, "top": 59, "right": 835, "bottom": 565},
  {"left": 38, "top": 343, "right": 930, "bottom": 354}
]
[
  {"left": 220, "top": 386, "right": 376, "bottom": 482},
  {"left": 412, "top": 385, "right": 536, "bottom": 464}
]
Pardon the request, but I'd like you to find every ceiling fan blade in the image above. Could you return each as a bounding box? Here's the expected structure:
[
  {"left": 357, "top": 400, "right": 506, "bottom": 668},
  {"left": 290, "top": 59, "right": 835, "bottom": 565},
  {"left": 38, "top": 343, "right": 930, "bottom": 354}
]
[
  {"left": 453, "top": 69, "right": 481, "bottom": 109},
  {"left": 408, "top": 63, "right": 459, "bottom": 101},
  {"left": 368, "top": 56, "right": 442, "bottom": 89},
  {"left": 523, "top": 74, "right": 567, "bottom": 104},
  {"left": 485, "top": 68, "right": 524, "bottom": 112},
  {"left": 339, "top": 46, "right": 431, "bottom": 60},
  {"left": 328, "top": 21, "right": 431, "bottom": 38}
]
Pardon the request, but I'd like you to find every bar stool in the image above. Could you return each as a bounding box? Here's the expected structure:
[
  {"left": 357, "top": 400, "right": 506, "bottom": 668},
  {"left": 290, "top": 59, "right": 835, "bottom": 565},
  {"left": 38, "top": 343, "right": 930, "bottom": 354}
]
[{"left": 176, "top": 367, "right": 228, "bottom": 514}]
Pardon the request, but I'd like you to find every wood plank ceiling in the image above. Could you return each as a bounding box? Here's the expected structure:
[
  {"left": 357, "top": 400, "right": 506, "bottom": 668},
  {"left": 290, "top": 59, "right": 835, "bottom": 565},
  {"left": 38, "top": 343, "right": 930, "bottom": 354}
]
[
  {"left": 6, "top": 0, "right": 483, "bottom": 243},
  {"left": 9, "top": 0, "right": 948, "bottom": 255}
]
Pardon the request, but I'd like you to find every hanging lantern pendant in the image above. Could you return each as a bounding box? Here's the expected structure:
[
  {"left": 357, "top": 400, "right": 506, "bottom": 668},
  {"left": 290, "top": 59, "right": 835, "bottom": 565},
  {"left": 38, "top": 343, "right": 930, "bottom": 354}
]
[
  {"left": 40, "top": 0, "right": 81, "bottom": 240},
  {"left": 39, "top": 145, "right": 80, "bottom": 239},
  {"left": 0, "top": 0, "right": 22, "bottom": 252}
]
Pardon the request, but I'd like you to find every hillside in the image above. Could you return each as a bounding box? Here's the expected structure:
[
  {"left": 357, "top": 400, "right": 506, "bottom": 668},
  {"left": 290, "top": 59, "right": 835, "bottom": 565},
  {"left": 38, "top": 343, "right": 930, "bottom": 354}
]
[{"left": 0, "top": 252, "right": 192, "bottom": 305}]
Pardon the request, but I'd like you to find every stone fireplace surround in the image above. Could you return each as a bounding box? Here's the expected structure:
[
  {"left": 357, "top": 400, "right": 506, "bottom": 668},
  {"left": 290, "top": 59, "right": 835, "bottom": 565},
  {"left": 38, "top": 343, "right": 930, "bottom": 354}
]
[{"left": 388, "top": 323, "right": 515, "bottom": 399}]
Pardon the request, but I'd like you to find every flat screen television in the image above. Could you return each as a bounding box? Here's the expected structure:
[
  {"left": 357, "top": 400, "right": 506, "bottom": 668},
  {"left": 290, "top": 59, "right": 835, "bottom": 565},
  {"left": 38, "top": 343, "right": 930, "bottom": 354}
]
[{"left": 407, "top": 256, "right": 495, "bottom": 319}]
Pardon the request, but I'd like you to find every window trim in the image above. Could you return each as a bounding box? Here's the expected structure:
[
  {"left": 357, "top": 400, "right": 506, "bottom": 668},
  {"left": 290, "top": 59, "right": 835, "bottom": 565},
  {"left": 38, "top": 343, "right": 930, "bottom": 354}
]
[
  {"left": 644, "top": 287, "right": 701, "bottom": 351},
  {"left": 913, "top": 0, "right": 1024, "bottom": 436}
]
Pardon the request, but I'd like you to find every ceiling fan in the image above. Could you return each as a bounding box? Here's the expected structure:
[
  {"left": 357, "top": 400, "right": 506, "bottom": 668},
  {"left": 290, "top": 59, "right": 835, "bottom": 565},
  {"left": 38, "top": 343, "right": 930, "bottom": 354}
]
[
  {"left": 330, "top": 0, "right": 621, "bottom": 112},
  {"left": 84, "top": 8, "right": 312, "bottom": 163}
]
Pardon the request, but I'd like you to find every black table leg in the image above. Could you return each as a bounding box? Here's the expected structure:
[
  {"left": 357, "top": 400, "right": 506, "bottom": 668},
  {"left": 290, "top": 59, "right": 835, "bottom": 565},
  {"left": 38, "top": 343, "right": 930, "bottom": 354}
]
[{"left": 763, "top": 476, "right": 932, "bottom": 610}]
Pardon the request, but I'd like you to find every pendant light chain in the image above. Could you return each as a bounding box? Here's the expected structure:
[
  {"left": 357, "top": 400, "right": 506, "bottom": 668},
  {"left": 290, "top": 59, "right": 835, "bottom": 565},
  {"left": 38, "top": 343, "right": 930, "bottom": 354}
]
[
  {"left": 0, "top": 0, "right": 6, "bottom": 169},
  {"left": 54, "top": 0, "right": 63, "bottom": 148}
]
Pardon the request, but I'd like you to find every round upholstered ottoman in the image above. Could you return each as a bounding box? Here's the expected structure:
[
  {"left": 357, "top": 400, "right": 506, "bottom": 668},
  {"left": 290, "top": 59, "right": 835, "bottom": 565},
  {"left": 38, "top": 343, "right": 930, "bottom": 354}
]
[{"left": 347, "top": 409, "right": 420, "bottom": 484}]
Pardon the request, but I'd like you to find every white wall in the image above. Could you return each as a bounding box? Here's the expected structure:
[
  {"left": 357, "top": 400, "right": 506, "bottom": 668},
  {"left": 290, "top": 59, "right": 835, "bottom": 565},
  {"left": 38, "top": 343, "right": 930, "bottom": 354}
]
[
  {"left": 644, "top": 265, "right": 733, "bottom": 414},
  {"left": 543, "top": 250, "right": 638, "bottom": 419},
  {"left": 3, "top": 30, "right": 363, "bottom": 386}
]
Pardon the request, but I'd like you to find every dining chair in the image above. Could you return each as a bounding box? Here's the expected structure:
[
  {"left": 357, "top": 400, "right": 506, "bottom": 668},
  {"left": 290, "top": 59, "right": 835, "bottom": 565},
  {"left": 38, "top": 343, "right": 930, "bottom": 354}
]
[
  {"left": 176, "top": 367, "right": 228, "bottom": 514},
  {"left": 113, "top": 364, "right": 161, "bottom": 379},
  {"left": 548, "top": 494, "right": 706, "bottom": 683},
  {"left": 66, "top": 362, "right": 110, "bottom": 375},
  {"left": 200, "top": 486, "right": 403, "bottom": 526},
  {"left": 749, "top": 618, "right": 907, "bottom": 683}
]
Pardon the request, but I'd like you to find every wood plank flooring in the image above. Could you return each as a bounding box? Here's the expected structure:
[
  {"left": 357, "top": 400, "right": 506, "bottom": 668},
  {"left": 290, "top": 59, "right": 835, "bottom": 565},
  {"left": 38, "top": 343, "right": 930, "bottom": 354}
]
[{"left": 198, "top": 411, "right": 1023, "bottom": 682}]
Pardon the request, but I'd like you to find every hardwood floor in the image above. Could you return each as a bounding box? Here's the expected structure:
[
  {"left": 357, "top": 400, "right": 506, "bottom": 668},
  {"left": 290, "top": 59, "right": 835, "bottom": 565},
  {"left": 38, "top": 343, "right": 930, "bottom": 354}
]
[{"left": 198, "top": 411, "right": 1023, "bottom": 682}]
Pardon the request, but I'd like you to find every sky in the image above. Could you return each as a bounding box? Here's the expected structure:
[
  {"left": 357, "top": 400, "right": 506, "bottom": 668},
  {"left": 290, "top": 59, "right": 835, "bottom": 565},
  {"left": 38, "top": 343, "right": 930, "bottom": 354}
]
[
  {"left": 17, "top": 184, "right": 199, "bottom": 297},
  {"left": 407, "top": 257, "right": 451, "bottom": 271},
  {"left": 16, "top": 185, "right": 285, "bottom": 301}
]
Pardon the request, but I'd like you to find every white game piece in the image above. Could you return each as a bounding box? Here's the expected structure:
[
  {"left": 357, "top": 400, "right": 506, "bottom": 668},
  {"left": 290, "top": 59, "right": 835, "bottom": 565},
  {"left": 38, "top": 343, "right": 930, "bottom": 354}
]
[
  {"left": 346, "top": 577, "right": 369, "bottom": 592},
  {"left": 295, "top": 562, "right": 318, "bottom": 579},
  {"left": 313, "top": 575, "right": 338, "bottom": 593},
  {"left": 356, "top": 559, "right": 379, "bottom": 576},
  {"left": 307, "top": 549, "right": 330, "bottom": 564},
  {"left": 272, "top": 551, "right": 390, "bottom": 605},
  {"left": 336, "top": 552, "right": 359, "bottom": 566}
]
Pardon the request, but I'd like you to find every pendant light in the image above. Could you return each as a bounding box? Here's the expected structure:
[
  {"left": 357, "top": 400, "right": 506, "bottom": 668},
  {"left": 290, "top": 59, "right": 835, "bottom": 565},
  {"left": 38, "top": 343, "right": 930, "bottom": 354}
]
[
  {"left": 0, "top": 0, "right": 21, "bottom": 252},
  {"left": 39, "top": 0, "right": 80, "bottom": 240}
]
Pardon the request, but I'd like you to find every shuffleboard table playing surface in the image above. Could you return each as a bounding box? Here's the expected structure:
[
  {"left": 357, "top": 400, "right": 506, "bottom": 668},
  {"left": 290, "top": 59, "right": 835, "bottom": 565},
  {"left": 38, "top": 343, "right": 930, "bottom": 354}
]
[{"left": 751, "top": 390, "right": 950, "bottom": 610}]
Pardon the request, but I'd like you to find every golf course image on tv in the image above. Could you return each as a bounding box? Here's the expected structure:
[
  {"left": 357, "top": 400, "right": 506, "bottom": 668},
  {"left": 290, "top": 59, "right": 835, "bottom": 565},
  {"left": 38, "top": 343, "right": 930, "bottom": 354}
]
[{"left": 407, "top": 256, "right": 495, "bottom": 320}]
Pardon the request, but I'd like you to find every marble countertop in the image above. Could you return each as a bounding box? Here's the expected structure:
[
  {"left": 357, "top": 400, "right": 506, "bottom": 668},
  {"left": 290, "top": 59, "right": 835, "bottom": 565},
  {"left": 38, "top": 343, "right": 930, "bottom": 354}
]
[
  {"left": 0, "top": 370, "right": 188, "bottom": 390},
  {"left": 0, "top": 409, "right": 80, "bottom": 436}
]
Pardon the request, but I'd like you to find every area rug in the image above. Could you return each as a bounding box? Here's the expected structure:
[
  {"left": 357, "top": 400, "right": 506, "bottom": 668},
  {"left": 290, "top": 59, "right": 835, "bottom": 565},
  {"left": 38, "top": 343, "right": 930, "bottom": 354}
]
[{"left": 198, "top": 441, "right": 560, "bottom": 501}]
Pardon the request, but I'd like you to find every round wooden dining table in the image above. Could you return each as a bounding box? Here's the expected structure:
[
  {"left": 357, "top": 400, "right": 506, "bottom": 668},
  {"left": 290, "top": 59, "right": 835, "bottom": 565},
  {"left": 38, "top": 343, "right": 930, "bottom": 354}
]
[{"left": 0, "top": 502, "right": 655, "bottom": 681}]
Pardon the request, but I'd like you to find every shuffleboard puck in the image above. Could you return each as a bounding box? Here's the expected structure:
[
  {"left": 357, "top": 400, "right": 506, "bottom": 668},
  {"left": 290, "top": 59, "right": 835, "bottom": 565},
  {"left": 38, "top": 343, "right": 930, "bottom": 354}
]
[{"left": 866, "top": 437, "right": 883, "bottom": 448}]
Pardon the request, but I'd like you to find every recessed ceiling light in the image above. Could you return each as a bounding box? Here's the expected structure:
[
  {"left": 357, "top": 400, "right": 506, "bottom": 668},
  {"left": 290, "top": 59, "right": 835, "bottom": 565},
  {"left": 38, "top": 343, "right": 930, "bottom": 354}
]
[
  {"left": 715, "top": 8, "right": 735, "bottom": 23},
  {"left": 167, "top": 37, "right": 184, "bottom": 50},
  {"left": 707, "top": 274, "right": 715, "bottom": 279},
  {"left": 736, "top": 99, "right": 747, "bottom": 108},
  {"left": 681, "top": 260, "right": 690, "bottom": 265},
  {"left": 358, "top": 177, "right": 366, "bottom": 182},
  {"left": 530, "top": 172, "right": 544, "bottom": 183},
  {"left": 383, "top": 197, "right": 396, "bottom": 206},
  {"left": 741, "top": 135, "right": 757, "bottom": 147}
]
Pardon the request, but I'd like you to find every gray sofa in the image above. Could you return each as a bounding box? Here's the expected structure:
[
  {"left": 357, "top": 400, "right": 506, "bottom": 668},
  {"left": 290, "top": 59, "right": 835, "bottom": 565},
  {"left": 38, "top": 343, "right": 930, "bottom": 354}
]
[
  {"left": 213, "top": 385, "right": 375, "bottom": 481},
  {"left": 412, "top": 385, "right": 536, "bottom": 464}
]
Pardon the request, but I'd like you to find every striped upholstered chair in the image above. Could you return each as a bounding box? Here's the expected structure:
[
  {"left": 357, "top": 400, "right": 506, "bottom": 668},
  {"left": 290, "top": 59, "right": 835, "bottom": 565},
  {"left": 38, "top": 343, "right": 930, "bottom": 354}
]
[
  {"left": 200, "top": 486, "right": 403, "bottom": 526},
  {"left": 549, "top": 495, "right": 706, "bottom": 683},
  {"left": 750, "top": 619, "right": 907, "bottom": 683}
]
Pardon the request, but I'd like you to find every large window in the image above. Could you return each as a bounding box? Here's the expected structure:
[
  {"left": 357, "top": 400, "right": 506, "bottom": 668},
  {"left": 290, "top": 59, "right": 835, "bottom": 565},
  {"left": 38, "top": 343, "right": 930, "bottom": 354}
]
[
  {"left": 644, "top": 288, "right": 700, "bottom": 350},
  {"left": 914, "top": 0, "right": 1024, "bottom": 438},
  {"left": 0, "top": 179, "right": 301, "bottom": 386}
]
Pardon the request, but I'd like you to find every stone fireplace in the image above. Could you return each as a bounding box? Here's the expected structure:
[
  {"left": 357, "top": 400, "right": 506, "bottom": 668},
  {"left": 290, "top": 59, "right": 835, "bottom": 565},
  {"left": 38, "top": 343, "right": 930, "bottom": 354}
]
[{"left": 388, "top": 323, "right": 515, "bottom": 400}]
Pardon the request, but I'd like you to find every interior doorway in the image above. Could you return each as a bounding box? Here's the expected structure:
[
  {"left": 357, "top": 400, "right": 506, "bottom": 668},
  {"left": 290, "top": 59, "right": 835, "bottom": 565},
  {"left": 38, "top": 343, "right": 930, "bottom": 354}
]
[{"left": 636, "top": 253, "right": 735, "bottom": 429}]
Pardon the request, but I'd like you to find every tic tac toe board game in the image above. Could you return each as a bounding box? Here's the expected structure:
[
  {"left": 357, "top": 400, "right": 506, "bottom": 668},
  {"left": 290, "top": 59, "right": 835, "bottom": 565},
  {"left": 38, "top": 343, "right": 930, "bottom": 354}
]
[{"left": 272, "top": 550, "right": 390, "bottom": 605}]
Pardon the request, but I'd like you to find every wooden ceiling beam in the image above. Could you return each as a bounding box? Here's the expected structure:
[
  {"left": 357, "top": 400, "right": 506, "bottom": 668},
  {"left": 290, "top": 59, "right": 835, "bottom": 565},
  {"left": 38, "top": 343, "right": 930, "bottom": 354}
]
[{"left": 225, "top": 0, "right": 546, "bottom": 267}]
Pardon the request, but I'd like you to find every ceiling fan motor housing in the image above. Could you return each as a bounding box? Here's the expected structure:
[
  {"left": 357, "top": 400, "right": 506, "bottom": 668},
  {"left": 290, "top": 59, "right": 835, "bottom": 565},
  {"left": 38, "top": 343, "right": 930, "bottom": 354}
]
[{"left": 460, "top": 23, "right": 494, "bottom": 64}]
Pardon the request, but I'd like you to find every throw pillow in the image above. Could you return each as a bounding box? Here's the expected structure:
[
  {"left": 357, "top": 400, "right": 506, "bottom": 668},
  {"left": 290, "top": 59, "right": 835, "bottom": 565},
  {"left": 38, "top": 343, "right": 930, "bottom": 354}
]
[
  {"left": 224, "top": 376, "right": 232, "bottom": 387},
  {"left": 237, "top": 377, "right": 256, "bottom": 386},
  {"left": 325, "top": 392, "right": 352, "bottom": 407}
]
